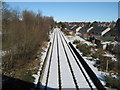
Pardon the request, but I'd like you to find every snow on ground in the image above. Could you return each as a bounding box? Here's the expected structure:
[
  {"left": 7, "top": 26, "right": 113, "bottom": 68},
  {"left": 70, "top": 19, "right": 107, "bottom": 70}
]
[
  {"left": 58, "top": 31, "right": 75, "bottom": 88},
  {"left": 47, "top": 29, "right": 58, "bottom": 88},
  {"left": 40, "top": 28, "right": 59, "bottom": 89},
  {"left": 66, "top": 33, "right": 107, "bottom": 86},
  {"left": 0, "top": 50, "right": 7, "bottom": 57},
  {"left": 61, "top": 31, "right": 96, "bottom": 88},
  {"left": 101, "top": 41, "right": 111, "bottom": 45},
  {"left": 66, "top": 34, "right": 118, "bottom": 89},
  {"left": 103, "top": 53, "right": 117, "bottom": 61},
  {"left": 60, "top": 32, "right": 93, "bottom": 88},
  {"left": 84, "top": 58, "right": 107, "bottom": 86},
  {"left": 40, "top": 28, "right": 97, "bottom": 89},
  {"left": 39, "top": 28, "right": 118, "bottom": 89}
]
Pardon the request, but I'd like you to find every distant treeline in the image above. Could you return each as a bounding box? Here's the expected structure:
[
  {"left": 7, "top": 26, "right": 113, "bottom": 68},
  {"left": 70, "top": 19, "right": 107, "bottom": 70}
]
[{"left": 2, "top": 2, "right": 54, "bottom": 71}]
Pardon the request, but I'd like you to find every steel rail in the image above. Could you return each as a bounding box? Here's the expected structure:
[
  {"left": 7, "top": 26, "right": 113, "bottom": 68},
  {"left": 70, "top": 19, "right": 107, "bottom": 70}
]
[
  {"left": 44, "top": 32, "right": 56, "bottom": 90},
  {"left": 56, "top": 31, "right": 62, "bottom": 90},
  {"left": 59, "top": 31, "right": 94, "bottom": 90},
  {"left": 59, "top": 31, "right": 79, "bottom": 90}
]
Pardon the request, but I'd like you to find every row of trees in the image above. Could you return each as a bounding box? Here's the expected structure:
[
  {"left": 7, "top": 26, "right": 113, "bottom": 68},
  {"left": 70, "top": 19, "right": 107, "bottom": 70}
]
[{"left": 2, "top": 2, "right": 54, "bottom": 71}]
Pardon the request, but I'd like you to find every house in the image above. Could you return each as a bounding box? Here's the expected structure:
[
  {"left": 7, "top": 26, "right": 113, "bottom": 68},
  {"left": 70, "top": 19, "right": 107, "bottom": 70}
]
[
  {"left": 87, "top": 27, "right": 93, "bottom": 33},
  {"left": 76, "top": 26, "right": 82, "bottom": 32},
  {"left": 87, "top": 26, "right": 107, "bottom": 36},
  {"left": 70, "top": 25, "right": 79, "bottom": 33},
  {"left": 79, "top": 23, "right": 90, "bottom": 35},
  {"left": 103, "top": 25, "right": 117, "bottom": 37},
  {"left": 101, "top": 27, "right": 111, "bottom": 36}
]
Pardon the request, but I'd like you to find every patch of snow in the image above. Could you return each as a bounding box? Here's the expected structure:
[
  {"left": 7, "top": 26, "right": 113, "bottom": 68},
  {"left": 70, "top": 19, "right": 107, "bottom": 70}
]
[
  {"left": 0, "top": 50, "right": 7, "bottom": 57},
  {"left": 32, "top": 74, "right": 40, "bottom": 85},
  {"left": 112, "top": 57, "right": 117, "bottom": 61},
  {"left": 101, "top": 41, "right": 111, "bottom": 45},
  {"left": 103, "top": 53, "right": 115, "bottom": 57},
  {"left": 103, "top": 53, "right": 117, "bottom": 61}
]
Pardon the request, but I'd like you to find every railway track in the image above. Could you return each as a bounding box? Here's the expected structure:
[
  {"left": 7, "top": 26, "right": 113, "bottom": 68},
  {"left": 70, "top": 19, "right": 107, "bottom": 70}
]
[
  {"left": 56, "top": 31, "right": 62, "bottom": 89},
  {"left": 44, "top": 32, "right": 55, "bottom": 90},
  {"left": 38, "top": 28, "right": 105, "bottom": 90},
  {"left": 59, "top": 31, "right": 79, "bottom": 90},
  {"left": 59, "top": 31, "right": 94, "bottom": 90}
]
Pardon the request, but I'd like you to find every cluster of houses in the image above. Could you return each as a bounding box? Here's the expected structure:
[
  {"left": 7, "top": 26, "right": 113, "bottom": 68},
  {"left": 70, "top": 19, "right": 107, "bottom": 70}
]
[
  {"left": 64, "top": 21, "right": 116, "bottom": 37},
  {"left": 61, "top": 19, "right": 120, "bottom": 53}
]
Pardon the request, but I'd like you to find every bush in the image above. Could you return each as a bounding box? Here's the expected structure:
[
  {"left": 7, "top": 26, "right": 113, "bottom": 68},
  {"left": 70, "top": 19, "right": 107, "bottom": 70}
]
[
  {"left": 92, "top": 53, "right": 99, "bottom": 58},
  {"left": 98, "top": 56, "right": 117, "bottom": 72},
  {"left": 105, "top": 75, "right": 120, "bottom": 89},
  {"left": 76, "top": 43, "right": 91, "bottom": 56},
  {"left": 73, "top": 40, "right": 80, "bottom": 44},
  {"left": 2, "top": 3, "right": 54, "bottom": 73},
  {"left": 22, "top": 70, "right": 35, "bottom": 83}
]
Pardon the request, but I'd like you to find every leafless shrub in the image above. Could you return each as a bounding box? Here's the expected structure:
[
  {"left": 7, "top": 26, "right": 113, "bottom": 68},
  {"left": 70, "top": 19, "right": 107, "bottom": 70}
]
[{"left": 2, "top": 2, "right": 54, "bottom": 71}]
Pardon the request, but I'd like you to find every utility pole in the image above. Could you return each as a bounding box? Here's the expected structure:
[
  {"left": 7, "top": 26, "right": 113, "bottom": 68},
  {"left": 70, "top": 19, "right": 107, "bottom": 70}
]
[{"left": 106, "top": 60, "right": 109, "bottom": 72}]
